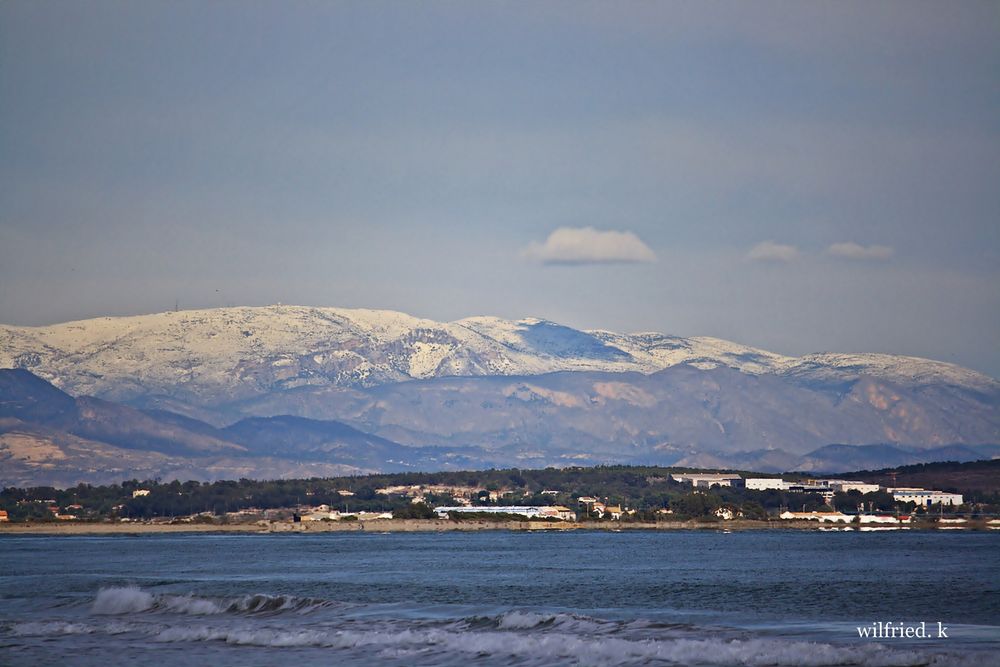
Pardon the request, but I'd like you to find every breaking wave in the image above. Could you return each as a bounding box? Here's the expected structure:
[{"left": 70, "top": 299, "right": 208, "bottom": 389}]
[
  {"left": 0, "top": 588, "right": 983, "bottom": 667},
  {"left": 91, "top": 586, "right": 332, "bottom": 616},
  {"left": 147, "top": 624, "right": 984, "bottom": 666}
]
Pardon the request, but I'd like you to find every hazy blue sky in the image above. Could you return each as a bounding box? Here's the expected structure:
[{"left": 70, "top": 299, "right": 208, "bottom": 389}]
[{"left": 1, "top": 1, "right": 998, "bottom": 376}]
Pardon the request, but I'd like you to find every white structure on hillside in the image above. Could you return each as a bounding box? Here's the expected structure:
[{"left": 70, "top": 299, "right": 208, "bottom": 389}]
[
  {"left": 825, "top": 480, "right": 880, "bottom": 494},
  {"left": 889, "top": 488, "right": 963, "bottom": 506},
  {"left": 746, "top": 478, "right": 837, "bottom": 501},
  {"left": 745, "top": 478, "right": 788, "bottom": 491},
  {"left": 671, "top": 473, "right": 743, "bottom": 488}
]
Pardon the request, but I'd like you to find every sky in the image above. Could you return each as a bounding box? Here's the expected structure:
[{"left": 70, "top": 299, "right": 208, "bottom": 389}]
[{"left": 1, "top": 1, "right": 998, "bottom": 377}]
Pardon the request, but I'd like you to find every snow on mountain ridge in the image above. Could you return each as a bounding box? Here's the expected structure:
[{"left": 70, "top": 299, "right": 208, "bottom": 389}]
[{"left": 0, "top": 305, "right": 995, "bottom": 402}]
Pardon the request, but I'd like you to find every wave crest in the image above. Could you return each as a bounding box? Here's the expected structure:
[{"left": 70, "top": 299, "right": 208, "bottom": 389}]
[
  {"left": 90, "top": 586, "right": 331, "bottom": 617},
  {"left": 93, "top": 586, "right": 154, "bottom": 615}
]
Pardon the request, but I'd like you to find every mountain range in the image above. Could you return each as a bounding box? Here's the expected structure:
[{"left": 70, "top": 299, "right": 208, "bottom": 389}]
[{"left": 1, "top": 305, "right": 998, "bottom": 486}]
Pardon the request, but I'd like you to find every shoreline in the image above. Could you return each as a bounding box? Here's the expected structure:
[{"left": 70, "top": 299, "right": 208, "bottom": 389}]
[{"left": 1, "top": 518, "right": 993, "bottom": 535}]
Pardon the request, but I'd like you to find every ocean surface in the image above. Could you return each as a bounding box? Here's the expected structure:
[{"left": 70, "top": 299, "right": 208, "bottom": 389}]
[{"left": 1, "top": 530, "right": 998, "bottom": 666}]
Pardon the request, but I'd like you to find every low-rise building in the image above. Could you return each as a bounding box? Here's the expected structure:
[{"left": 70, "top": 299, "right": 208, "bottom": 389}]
[
  {"left": 779, "top": 511, "right": 852, "bottom": 523},
  {"left": 825, "top": 480, "right": 880, "bottom": 494},
  {"left": 745, "top": 478, "right": 788, "bottom": 491},
  {"left": 671, "top": 473, "right": 743, "bottom": 488},
  {"left": 889, "top": 488, "right": 963, "bottom": 506},
  {"left": 785, "top": 482, "right": 832, "bottom": 494},
  {"left": 859, "top": 514, "right": 909, "bottom": 524},
  {"left": 715, "top": 506, "right": 743, "bottom": 520},
  {"left": 538, "top": 506, "right": 576, "bottom": 521}
]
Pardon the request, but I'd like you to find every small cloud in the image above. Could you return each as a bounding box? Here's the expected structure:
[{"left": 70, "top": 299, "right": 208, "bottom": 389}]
[
  {"left": 521, "top": 227, "right": 657, "bottom": 265},
  {"left": 826, "top": 242, "right": 894, "bottom": 261},
  {"left": 746, "top": 240, "right": 800, "bottom": 263}
]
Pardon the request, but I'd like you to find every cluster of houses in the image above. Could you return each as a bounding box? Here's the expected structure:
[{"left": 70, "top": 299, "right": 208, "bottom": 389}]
[
  {"left": 294, "top": 473, "right": 967, "bottom": 524},
  {"left": 576, "top": 496, "right": 638, "bottom": 520},
  {"left": 12, "top": 498, "right": 85, "bottom": 521},
  {"left": 7, "top": 470, "right": 967, "bottom": 526},
  {"left": 376, "top": 483, "right": 505, "bottom": 506},
  {"left": 671, "top": 472, "right": 964, "bottom": 522},
  {"left": 294, "top": 505, "right": 394, "bottom": 522}
]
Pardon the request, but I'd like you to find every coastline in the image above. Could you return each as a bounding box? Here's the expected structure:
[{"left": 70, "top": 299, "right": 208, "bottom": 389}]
[
  {"left": 0, "top": 519, "right": 790, "bottom": 535},
  {"left": 1, "top": 518, "right": 987, "bottom": 535}
]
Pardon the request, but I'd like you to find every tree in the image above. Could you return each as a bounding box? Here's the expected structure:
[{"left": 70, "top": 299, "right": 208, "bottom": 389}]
[
  {"left": 673, "top": 492, "right": 721, "bottom": 518},
  {"left": 393, "top": 503, "right": 434, "bottom": 520},
  {"left": 832, "top": 491, "right": 863, "bottom": 513}
]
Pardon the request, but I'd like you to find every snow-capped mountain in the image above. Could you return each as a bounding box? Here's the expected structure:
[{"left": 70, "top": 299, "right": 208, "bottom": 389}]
[
  {"left": 1, "top": 307, "right": 998, "bottom": 483},
  {"left": 1, "top": 305, "right": 996, "bottom": 404}
]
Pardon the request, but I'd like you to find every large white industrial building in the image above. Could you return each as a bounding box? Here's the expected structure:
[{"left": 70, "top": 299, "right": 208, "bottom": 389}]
[
  {"left": 825, "top": 480, "right": 881, "bottom": 494},
  {"left": 746, "top": 478, "right": 881, "bottom": 495},
  {"left": 745, "top": 478, "right": 788, "bottom": 491},
  {"left": 889, "top": 488, "right": 963, "bottom": 506},
  {"left": 671, "top": 473, "right": 743, "bottom": 488}
]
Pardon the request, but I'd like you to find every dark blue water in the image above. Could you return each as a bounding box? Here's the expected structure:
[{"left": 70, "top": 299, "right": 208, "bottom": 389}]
[{"left": 2, "top": 530, "right": 998, "bottom": 666}]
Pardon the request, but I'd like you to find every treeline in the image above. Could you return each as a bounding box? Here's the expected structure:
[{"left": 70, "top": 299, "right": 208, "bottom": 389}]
[
  {"left": 844, "top": 459, "right": 1000, "bottom": 477},
  {"left": 2, "top": 463, "right": 995, "bottom": 523}
]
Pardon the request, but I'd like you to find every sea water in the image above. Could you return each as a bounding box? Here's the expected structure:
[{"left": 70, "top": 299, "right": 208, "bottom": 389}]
[{"left": 1, "top": 530, "right": 998, "bottom": 666}]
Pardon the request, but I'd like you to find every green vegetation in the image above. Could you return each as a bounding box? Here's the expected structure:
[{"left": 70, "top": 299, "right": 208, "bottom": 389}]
[
  {"left": 2, "top": 462, "right": 993, "bottom": 523},
  {"left": 823, "top": 459, "right": 1000, "bottom": 500}
]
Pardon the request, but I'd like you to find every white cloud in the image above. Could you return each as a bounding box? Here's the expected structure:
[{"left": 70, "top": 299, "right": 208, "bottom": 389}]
[
  {"left": 521, "top": 227, "right": 657, "bottom": 265},
  {"left": 826, "top": 242, "right": 894, "bottom": 261},
  {"left": 746, "top": 240, "right": 800, "bottom": 263}
]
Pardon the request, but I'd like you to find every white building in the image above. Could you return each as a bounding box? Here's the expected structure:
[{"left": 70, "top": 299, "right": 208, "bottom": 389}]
[
  {"left": 779, "top": 511, "right": 852, "bottom": 523},
  {"left": 785, "top": 482, "right": 832, "bottom": 493},
  {"left": 889, "top": 488, "right": 963, "bottom": 506},
  {"left": 538, "top": 506, "right": 576, "bottom": 521},
  {"left": 859, "top": 514, "right": 910, "bottom": 524},
  {"left": 826, "top": 480, "right": 881, "bottom": 495},
  {"left": 433, "top": 506, "right": 575, "bottom": 520},
  {"left": 745, "top": 478, "right": 788, "bottom": 491},
  {"left": 715, "top": 506, "right": 743, "bottom": 520},
  {"left": 671, "top": 473, "right": 743, "bottom": 488}
]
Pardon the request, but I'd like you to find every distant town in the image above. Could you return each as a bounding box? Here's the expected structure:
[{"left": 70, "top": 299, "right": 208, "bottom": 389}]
[{"left": 1, "top": 460, "right": 997, "bottom": 530}]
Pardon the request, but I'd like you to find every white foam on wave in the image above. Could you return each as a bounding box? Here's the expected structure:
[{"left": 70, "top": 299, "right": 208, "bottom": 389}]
[
  {"left": 92, "top": 586, "right": 154, "bottom": 614},
  {"left": 62, "top": 591, "right": 999, "bottom": 666},
  {"left": 149, "top": 622, "right": 984, "bottom": 667},
  {"left": 159, "top": 595, "right": 226, "bottom": 615},
  {"left": 89, "top": 587, "right": 329, "bottom": 617},
  {"left": 11, "top": 621, "right": 98, "bottom": 636},
  {"left": 227, "top": 593, "right": 330, "bottom": 615},
  {"left": 496, "top": 611, "right": 556, "bottom": 630},
  {"left": 494, "top": 611, "right": 608, "bottom": 634},
  {"left": 11, "top": 620, "right": 135, "bottom": 637}
]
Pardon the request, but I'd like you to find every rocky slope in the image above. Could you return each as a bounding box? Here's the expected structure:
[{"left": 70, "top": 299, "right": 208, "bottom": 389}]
[
  {"left": 0, "top": 369, "right": 469, "bottom": 487},
  {"left": 1, "top": 367, "right": 996, "bottom": 487}
]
